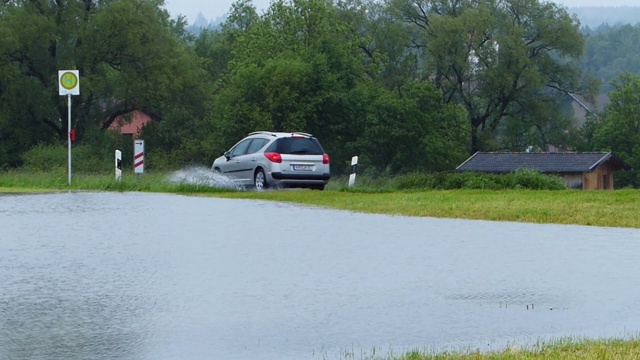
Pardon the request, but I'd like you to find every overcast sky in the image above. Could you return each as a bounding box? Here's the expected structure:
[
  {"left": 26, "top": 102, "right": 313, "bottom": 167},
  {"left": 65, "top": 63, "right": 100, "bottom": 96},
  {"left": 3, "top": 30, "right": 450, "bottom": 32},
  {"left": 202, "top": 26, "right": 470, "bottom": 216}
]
[{"left": 163, "top": 0, "right": 640, "bottom": 24}]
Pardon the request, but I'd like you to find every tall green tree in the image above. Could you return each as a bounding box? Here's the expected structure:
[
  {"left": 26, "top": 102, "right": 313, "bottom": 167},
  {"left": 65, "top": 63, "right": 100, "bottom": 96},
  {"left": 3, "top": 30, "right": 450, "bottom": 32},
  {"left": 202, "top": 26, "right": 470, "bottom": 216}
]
[
  {"left": 353, "top": 81, "right": 469, "bottom": 173},
  {"left": 387, "top": 0, "right": 593, "bottom": 153},
  {"left": 208, "top": 0, "right": 370, "bottom": 169},
  {"left": 198, "top": 0, "right": 470, "bottom": 173},
  {"left": 590, "top": 73, "right": 640, "bottom": 187}
]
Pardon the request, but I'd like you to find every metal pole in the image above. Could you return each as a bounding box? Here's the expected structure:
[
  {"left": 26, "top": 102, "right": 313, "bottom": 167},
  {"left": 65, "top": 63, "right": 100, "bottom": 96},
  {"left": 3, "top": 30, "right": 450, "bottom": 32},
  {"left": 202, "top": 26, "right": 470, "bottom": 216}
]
[{"left": 68, "top": 94, "right": 72, "bottom": 186}]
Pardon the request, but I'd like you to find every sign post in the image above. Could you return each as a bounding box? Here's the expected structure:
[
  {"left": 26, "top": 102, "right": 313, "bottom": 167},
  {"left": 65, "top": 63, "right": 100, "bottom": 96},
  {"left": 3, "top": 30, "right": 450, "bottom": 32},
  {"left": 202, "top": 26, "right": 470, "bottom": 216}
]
[{"left": 58, "top": 70, "right": 80, "bottom": 186}]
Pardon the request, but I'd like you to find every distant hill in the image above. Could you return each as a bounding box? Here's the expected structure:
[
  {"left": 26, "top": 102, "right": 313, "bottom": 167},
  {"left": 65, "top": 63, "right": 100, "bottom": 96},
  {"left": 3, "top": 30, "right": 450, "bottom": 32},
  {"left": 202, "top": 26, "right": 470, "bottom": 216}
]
[{"left": 569, "top": 6, "right": 640, "bottom": 29}]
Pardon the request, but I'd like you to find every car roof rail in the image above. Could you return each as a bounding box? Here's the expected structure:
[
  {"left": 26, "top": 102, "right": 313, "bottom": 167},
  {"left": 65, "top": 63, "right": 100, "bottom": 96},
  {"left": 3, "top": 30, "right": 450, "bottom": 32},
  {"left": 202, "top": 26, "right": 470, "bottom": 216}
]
[
  {"left": 248, "top": 131, "right": 277, "bottom": 137},
  {"left": 291, "top": 132, "right": 313, "bottom": 137},
  {"left": 248, "top": 131, "right": 314, "bottom": 138}
]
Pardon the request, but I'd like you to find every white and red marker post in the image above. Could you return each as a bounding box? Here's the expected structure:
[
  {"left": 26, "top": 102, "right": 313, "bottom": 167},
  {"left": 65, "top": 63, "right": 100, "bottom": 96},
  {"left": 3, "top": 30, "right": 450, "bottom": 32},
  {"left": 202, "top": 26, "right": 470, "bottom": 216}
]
[{"left": 134, "top": 140, "right": 145, "bottom": 175}]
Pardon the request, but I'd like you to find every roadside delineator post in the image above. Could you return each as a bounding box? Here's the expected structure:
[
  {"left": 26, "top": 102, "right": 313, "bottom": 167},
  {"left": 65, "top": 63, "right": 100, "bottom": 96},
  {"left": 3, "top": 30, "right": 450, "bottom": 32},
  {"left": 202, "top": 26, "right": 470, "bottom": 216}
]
[
  {"left": 349, "top": 156, "right": 358, "bottom": 187},
  {"left": 115, "top": 150, "right": 122, "bottom": 181},
  {"left": 134, "top": 140, "right": 145, "bottom": 178}
]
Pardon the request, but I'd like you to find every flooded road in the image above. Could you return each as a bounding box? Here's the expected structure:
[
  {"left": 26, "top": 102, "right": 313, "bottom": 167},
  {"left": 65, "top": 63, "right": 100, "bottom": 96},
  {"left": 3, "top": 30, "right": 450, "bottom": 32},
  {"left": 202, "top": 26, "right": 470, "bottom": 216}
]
[{"left": 1, "top": 191, "right": 639, "bottom": 359}]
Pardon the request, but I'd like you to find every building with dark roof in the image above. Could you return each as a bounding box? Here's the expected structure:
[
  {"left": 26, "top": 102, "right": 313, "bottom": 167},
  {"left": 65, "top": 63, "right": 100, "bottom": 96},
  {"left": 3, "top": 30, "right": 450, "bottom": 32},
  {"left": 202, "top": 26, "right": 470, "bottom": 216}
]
[{"left": 456, "top": 152, "right": 631, "bottom": 190}]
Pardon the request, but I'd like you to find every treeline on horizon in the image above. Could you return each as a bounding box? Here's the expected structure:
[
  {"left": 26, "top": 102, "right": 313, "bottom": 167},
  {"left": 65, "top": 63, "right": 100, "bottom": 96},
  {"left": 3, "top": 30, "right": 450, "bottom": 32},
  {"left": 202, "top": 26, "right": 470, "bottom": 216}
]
[
  {"left": 195, "top": 5, "right": 640, "bottom": 34},
  {"left": 572, "top": 5, "right": 640, "bottom": 29},
  {"left": 1, "top": 0, "right": 640, "bottom": 188}
]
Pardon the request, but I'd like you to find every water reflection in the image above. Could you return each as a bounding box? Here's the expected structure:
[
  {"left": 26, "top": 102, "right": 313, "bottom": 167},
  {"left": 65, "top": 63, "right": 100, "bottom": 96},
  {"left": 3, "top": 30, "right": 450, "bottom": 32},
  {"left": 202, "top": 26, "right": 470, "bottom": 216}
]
[{"left": 1, "top": 192, "right": 639, "bottom": 359}]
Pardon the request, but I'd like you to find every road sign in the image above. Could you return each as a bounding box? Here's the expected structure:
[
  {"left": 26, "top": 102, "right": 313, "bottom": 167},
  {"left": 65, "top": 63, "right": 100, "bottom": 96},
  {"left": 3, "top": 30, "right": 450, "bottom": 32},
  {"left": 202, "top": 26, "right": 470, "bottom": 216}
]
[
  {"left": 134, "top": 140, "right": 145, "bottom": 174},
  {"left": 58, "top": 70, "right": 80, "bottom": 96}
]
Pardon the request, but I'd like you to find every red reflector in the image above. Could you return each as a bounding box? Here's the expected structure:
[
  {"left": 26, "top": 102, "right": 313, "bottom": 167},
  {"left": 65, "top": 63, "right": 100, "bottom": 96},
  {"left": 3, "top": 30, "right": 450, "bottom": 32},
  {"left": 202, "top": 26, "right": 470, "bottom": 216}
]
[
  {"left": 323, "top": 154, "right": 329, "bottom": 164},
  {"left": 264, "top": 152, "right": 282, "bottom": 163}
]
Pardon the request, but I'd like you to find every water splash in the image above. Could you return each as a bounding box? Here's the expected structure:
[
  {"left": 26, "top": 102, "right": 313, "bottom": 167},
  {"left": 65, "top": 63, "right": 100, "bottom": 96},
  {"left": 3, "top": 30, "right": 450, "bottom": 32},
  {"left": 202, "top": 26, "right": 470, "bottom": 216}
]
[{"left": 167, "top": 166, "right": 243, "bottom": 190}]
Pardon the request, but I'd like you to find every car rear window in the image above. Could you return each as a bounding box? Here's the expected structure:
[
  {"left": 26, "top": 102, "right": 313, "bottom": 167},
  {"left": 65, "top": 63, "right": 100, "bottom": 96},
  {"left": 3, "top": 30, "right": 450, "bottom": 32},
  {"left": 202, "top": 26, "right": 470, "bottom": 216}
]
[{"left": 267, "top": 137, "right": 324, "bottom": 155}]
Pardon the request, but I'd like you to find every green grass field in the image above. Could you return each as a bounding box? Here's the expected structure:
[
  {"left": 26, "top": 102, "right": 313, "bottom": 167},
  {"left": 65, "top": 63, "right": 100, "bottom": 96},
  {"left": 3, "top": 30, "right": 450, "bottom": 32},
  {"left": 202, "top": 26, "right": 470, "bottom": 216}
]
[
  {"left": 212, "top": 188, "right": 640, "bottom": 228},
  {"left": 1, "top": 170, "right": 639, "bottom": 228},
  {"left": 389, "top": 337, "right": 640, "bottom": 360}
]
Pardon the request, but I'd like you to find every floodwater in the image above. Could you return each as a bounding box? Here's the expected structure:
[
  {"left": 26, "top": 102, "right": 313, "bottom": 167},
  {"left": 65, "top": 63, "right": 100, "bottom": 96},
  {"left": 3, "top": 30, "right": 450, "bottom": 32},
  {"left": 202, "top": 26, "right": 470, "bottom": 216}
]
[{"left": 1, "top": 188, "right": 640, "bottom": 360}]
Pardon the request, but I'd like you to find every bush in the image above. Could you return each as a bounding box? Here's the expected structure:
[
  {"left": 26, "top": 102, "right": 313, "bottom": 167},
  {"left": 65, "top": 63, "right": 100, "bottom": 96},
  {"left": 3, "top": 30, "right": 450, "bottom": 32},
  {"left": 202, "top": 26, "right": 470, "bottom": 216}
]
[
  {"left": 505, "top": 169, "right": 566, "bottom": 190},
  {"left": 335, "top": 170, "right": 567, "bottom": 191},
  {"left": 391, "top": 172, "right": 445, "bottom": 190},
  {"left": 22, "top": 144, "right": 112, "bottom": 173},
  {"left": 21, "top": 144, "right": 66, "bottom": 171}
]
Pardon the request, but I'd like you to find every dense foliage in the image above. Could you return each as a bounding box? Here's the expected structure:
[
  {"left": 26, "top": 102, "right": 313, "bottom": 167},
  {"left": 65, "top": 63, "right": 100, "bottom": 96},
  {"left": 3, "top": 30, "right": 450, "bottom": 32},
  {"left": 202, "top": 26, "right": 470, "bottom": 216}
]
[
  {"left": 336, "top": 168, "right": 567, "bottom": 191},
  {"left": 580, "top": 23, "right": 640, "bottom": 92},
  {"left": 1, "top": 0, "right": 639, "bottom": 186},
  {"left": 388, "top": 0, "right": 590, "bottom": 153},
  {"left": 0, "top": 0, "right": 209, "bottom": 168},
  {"left": 584, "top": 73, "right": 640, "bottom": 188}
]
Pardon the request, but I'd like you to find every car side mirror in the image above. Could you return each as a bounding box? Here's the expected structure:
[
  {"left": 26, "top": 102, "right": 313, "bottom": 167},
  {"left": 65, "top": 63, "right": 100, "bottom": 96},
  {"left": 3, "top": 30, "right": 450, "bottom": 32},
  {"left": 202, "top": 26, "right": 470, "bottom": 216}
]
[{"left": 224, "top": 151, "right": 231, "bottom": 160}]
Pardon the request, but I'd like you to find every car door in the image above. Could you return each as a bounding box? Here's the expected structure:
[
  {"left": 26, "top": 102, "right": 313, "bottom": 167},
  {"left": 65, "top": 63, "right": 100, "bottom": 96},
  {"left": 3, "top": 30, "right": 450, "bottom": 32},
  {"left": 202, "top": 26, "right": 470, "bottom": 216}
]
[
  {"left": 234, "top": 138, "right": 270, "bottom": 185},
  {"left": 222, "top": 139, "right": 253, "bottom": 185},
  {"left": 244, "top": 137, "right": 268, "bottom": 164}
]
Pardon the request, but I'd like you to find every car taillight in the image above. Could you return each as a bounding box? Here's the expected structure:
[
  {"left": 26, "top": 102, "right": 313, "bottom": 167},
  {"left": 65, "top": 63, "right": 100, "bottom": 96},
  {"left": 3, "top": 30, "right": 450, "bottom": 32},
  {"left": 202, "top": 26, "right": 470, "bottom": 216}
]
[
  {"left": 264, "top": 152, "right": 282, "bottom": 163},
  {"left": 323, "top": 154, "right": 329, "bottom": 164}
]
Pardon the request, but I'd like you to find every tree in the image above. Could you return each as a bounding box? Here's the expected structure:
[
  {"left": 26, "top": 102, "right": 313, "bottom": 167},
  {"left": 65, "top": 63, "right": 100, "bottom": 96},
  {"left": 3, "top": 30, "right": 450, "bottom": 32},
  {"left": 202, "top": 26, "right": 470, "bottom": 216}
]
[
  {"left": 207, "top": 0, "right": 372, "bottom": 169},
  {"left": 491, "top": 91, "right": 578, "bottom": 152},
  {"left": 353, "top": 81, "right": 469, "bottom": 173},
  {"left": 580, "top": 24, "right": 640, "bottom": 92},
  {"left": 0, "top": 0, "right": 208, "bottom": 167},
  {"left": 590, "top": 73, "right": 640, "bottom": 187},
  {"left": 195, "top": 0, "right": 470, "bottom": 173},
  {"left": 387, "top": 0, "right": 593, "bottom": 153}
]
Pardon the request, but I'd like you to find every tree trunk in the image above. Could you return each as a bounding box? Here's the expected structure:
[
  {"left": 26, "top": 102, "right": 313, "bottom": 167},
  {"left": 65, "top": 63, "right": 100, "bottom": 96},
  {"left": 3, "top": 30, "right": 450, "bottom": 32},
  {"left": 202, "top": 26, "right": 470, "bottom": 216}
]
[{"left": 470, "top": 124, "right": 480, "bottom": 154}]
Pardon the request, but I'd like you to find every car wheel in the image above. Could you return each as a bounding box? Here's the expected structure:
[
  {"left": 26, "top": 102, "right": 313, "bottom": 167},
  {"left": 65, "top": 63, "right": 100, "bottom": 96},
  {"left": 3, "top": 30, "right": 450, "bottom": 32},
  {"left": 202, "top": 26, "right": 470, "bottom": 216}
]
[
  {"left": 213, "top": 167, "right": 221, "bottom": 173},
  {"left": 254, "top": 169, "right": 267, "bottom": 191}
]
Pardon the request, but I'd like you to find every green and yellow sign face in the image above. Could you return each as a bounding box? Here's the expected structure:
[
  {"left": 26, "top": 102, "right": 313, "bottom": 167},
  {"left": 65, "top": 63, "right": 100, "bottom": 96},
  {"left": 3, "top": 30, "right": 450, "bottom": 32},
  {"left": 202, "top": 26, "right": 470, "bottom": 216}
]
[
  {"left": 58, "top": 70, "right": 80, "bottom": 95},
  {"left": 60, "top": 72, "right": 78, "bottom": 90}
]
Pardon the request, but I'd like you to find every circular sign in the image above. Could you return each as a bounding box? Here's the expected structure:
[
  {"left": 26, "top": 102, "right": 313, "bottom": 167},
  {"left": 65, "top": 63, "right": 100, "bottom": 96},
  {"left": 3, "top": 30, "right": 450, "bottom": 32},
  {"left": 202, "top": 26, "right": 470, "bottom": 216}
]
[{"left": 60, "top": 72, "right": 78, "bottom": 90}]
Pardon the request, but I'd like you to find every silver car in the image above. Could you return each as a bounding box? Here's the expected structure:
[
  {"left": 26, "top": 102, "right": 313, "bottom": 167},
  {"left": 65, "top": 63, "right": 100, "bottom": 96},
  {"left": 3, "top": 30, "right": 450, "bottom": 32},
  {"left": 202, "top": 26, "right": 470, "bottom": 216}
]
[{"left": 212, "top": 131, "right": 330, "bottom": 190}]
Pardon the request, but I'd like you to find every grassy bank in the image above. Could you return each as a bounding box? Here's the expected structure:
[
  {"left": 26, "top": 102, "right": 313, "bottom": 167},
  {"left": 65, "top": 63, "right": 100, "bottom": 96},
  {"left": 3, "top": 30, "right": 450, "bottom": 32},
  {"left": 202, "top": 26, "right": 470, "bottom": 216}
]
[
  {"left": 389, "top": 337, "right": 640, "bottom": 360},
  {"left": 0, "top": 170, "right": 237, "bottom": 193},
  {"left": 1, "top": 170, "right": 639, "bottom": 228},
  {"left": 214, "top": 188, "right": 640, "bottom": 228}
]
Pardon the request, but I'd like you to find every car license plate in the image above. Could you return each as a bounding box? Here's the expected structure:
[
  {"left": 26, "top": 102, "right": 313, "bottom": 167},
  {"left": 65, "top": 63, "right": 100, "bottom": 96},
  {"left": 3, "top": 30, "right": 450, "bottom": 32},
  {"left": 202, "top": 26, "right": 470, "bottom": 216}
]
[{"left": 292, "top": 165, "right": 313, "bottom": 171}]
